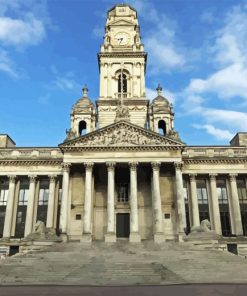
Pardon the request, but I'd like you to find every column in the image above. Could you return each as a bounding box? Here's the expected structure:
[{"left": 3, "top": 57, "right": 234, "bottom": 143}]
[
  {"left": 129, "top": 162, "right": 141, "bottom": 242},
  {"left": 24, "top": 175, "right": 37, "bottom": 237},
  {"left": 209, "top": 174, "right": 222, "bottom": 235},
  {"left": 229, "top": 174, "right": 243, "bottom": 236},
  {"left": 46, "top": 175, "right": 57, "bottom": 228},
  {"left": 3, "top": 175, "right": 16, "bottom": 239},
  {"left": 189, "top": 174, "right": 200, "bottom": 227},
  {"left": 59, "top": 163, "right": 71, "bottom": 238},
  {"left": 151, "top": 162, "right": 165, "bottom": 243},
  {"left": 82, "top": 162, "right": 94, "bottom": 242},
  {"left": 105, "top": 162, "right": 116, "bottom": 242},
  {"left": 174, "top": 162, "right": 186, "bottom": 240}
]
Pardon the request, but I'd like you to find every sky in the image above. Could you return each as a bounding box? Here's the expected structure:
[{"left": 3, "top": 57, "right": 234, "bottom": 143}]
[{"left": 0, "top": 0, "right": 247, "bottom": 147}]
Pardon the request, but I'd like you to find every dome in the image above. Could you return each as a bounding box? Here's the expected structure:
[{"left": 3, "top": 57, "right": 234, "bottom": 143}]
[
  {"left": 150, "top": 84, "right": 172, "bottom": 109},
  {"left": 72, "top": 85, "right": 94, "bottom": 110}
]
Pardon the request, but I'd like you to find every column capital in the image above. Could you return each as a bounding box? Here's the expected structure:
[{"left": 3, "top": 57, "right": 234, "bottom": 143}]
[
  {"left": 229, "top": 173, "right": 238, "bottom": 181},
  {"left": 174, "top": 162, "right": 183, "bottom": 170},
  {"left": 8, "top": 175, "right": 16, "bottom": 182},
  {"left": 106, "top": 162, "right": 116, "bottom": 171},
  {"left": 62, "top": 163, "right": 71, "bottom": 172},
  {"left": 84, "top": 162, "right": 94, "bottom": 171},
  {"left": 209, "top": 173, "right": 218, "bottom": 181},
  {"left": 48, "top": 175, "right": 57, "bottom": 182},
  {"left": 151, "top": 161, "right": 161, "bottom": 171},
  {"left": 189, "top": 173, "right": 197, "bottom": 181},
  {"left": 28, "top": 175, "right": 37, "bottom": 182},
  {"left": 129, "top": 161, "right": 138, "bottom": 170}
]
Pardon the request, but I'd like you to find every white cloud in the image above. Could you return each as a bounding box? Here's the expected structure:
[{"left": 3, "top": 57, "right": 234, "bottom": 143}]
[
  {"left": 54, "top": 77, "right": 80, "bottom": 91},
  {"left": 200, "top": 11, "right": 215, "bottom": 24},
  {"left": 0, "top": 48, "right": 19, "bottom": 78},
  {"left": 0, "top": 14, "right": 46, "bottom": 47},
  {"left": 193, "top": 124, "right": 234, "bottom": 141}
]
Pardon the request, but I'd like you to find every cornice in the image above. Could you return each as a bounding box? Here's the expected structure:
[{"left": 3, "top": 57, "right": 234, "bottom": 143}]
[
  {"left": 61, "top": 145, "right": 182, "bottom": 152},
  {"left": 98, "top": 52, "right": 147, "bottom": 59},
  {"left": 0, "top": 159, "right": 63, "bottom": 166},
  {"left": 183, "top": 158, "right": 247, "bottom": 164}
]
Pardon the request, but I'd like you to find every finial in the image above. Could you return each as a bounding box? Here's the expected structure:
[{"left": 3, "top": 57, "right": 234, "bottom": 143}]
[
  {"left": 156, "top": 84, "right": 162, "bottom": 96},
  {"left": 82, "top": 84, "right": 88, "bottom": 97}
]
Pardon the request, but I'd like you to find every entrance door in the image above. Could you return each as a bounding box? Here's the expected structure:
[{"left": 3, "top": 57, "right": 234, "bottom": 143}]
[
  {"left": 116, "top": 213, "right": 130, "bottom": 238},
  {"left": 220, "top": 211, "right": 231, "bottom": 236}
]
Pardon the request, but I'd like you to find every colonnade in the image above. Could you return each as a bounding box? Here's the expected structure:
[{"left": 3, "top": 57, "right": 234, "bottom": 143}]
[
  {"left": 1, "top": 174, "right": 59, "bottom": 240},
  {"left": 187, "top": 173, "right": 244, "bottom": 236}
]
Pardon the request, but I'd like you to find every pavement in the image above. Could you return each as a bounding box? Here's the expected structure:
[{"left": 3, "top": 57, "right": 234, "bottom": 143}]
[{"left": 0, "top": 240, "right": 246, "bottom": 285}]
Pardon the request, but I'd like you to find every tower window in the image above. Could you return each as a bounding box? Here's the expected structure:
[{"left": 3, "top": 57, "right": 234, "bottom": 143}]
[
  {"left": 158, "top": 120, "right": 166, "bottom": 135},
  {"left": 118, "top": 73, "right": 127, "bottom": 94},
  {"left": 79, "top": 121, "right": 87, "bottom": 135}
]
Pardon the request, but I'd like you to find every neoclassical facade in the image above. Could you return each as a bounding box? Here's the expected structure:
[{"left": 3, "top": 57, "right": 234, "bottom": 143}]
[{"left": 0, "top": 4, "right": 246, "bottom": 245}]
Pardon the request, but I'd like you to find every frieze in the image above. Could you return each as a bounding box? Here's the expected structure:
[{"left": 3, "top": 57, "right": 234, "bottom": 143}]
[{"left": 0, "top": 160, "right": 63, "bottom": 166}]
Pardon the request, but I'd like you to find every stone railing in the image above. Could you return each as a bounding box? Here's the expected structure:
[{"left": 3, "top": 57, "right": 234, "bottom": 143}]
[
  {"left": 0, "top": 148, "right": 63, "bottom": 159},
  {"left": 183, "top": 147, "right": 247, "bottom": 158}
]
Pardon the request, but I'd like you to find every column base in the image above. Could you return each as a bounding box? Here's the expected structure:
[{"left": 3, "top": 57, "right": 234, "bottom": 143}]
[
  {"left": 0, "top": 237, "right": 10, "bottom": 243},
  {"left": 60, "top": 233, "right": 68, "bottom": 242},
  {"left": 154, "top": 232, "right": 165, "bottom": 243},
  {"left": 104, "top": 232, "right": 116, "bottom": 243},
  {"left": 177, "top": 232, "right": 185, "bottom": 242},
  {"left": 80, "top": 233, "right": 92, "bottom": 243},
  {"left": 129, "top": 232, "right": 141, "bottom": 243}
]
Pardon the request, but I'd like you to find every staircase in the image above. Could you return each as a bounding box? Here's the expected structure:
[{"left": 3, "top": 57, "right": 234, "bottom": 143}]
[{"left": 0, "top": 241, "right": 247, "bottom": 285}]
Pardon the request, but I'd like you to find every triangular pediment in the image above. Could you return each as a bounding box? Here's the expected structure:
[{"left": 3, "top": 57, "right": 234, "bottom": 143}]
[{"left": 59, "top": 121, "right": 185, "bottom": 151}]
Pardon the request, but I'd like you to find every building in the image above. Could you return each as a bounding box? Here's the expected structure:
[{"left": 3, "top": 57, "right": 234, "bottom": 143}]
[{"left": 0, "top": 4, "right": 246, "bottom": 245}]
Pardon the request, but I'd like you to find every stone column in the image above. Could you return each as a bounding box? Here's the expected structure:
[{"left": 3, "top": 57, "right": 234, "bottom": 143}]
[
  {"left": 59, "top": 163, "right": 71, "bottom": 239},
  {"left": 129, "top": 162, "right": 141, "bottom": 242},
  {"left": 3, "top": 175, "right": 16, "bottom": 239},
  {"left": 105, "top": 162, "right": 116, "bottom": 242},
  {"left": 174, "top": 162, "right": 186, "bottom": 241},
  {"left": 151, "top": 162, "right": 165, "bottom": 243},
  {"left": 82, "top": 162, "right": 94, "bottom": 242},
  {"left": 189, "top": 174, "right": 200, "bottom": 228},
  {"left": 209, "top": 174, "right": 222, "bottom": 235},
  {"left": 46, "top": 175, "right": 57, "bottom": 228},
  {"left": 229, "top": 174, "right": 243, "bottom": 236},
  {"left": 24, "top": 175, "right": 37, "bottom": 237}
]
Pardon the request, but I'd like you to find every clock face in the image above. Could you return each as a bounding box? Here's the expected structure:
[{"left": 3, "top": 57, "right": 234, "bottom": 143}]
[{"left": 114, "top": 32, "right": 130, "bottom": 46}]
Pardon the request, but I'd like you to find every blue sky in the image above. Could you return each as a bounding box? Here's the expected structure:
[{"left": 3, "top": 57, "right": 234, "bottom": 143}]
[{"left": 0, "top": 0, "right": 247, "bottom": 147}]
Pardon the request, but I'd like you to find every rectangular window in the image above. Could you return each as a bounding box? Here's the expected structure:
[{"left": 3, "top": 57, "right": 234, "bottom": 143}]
[
  {"left": 0, "top": 189, "right": 8, "bottom": 206},
  {"left": 18, "top": 188, "right": 29, "bottom": 205},
  {"left": 38, "top": 180, "right": 49, "bottom": 205},
  {"left": 196, "top": 179, "right": 208, "bottom": 204},
  {"left": 237, "top": 179, "right": 247, "bottom": 204},
  {"left": 217, "top": 179, "right": 228, "bottom": 204},
  {"left": 183, "top": 180, "right": 189, "bottom": 203},
  {"left": 117, "top": 183, "right": 128, "bottom": 202}
]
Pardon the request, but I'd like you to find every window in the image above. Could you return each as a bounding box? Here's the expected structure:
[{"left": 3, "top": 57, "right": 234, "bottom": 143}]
[
  {"left": 0, "top": 189, "right": 8, "bottom": 206},
  {"left": 158, "top": 120, "right": 166, "bottom": 135},
  {"left": 196, "top": 179, "right": 208, "bottom": 204},
  {"left": 237, "top": 179, "right": 247, "bottom": 204},
  {"left": 117, "top": 183, "right": 128, "bottom": 202},
  {"left": 183, "top": 180, "right": 189, "bottom": 204},
  {"left": 18, "top": 189, "right": 29, "bottom": 205},
  {"left": 58, "top": 188, "right": 62, "bottom": 205},
  {"left": 38, "top": 180, "right": 49, "bottom": 205},
  {"left": 118, "top": 73, "right": 127, "bottom": 94},
  {"left": 217, "top": 179, "right": 228, "bottom": 204}
]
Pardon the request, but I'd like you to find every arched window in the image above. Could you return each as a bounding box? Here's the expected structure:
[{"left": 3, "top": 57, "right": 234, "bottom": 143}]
[
  {"left": 79, "top": 120, "right": 87, "bottom": 135},
  {"left": 118, "top": 73, "right": 127, "bottom": 94},
  {"left": 158, "top": 120, "right": 166, "bottom": 135}
]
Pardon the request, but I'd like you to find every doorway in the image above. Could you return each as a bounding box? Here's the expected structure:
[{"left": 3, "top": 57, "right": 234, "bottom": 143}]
[{"left": 116, "top": 213, "right": 130, "bottom": 238}]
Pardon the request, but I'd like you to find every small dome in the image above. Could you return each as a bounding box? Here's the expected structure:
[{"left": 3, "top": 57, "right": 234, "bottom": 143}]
[
  {"left": 151, "top": 84, "right": 171, "bottom": 108},
  {"left": 72, "top": 85, "right": 94, "bottom": 109}
]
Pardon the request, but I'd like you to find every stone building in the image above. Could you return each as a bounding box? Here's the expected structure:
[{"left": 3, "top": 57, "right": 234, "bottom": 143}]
[{"left": 0, "top": 4, "right": 246, "bottom": 245}]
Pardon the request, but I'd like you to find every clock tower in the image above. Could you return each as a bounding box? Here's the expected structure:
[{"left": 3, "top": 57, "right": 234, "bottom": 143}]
[{"left": 97, "top": 4, "right": 148, "bottom": 128}]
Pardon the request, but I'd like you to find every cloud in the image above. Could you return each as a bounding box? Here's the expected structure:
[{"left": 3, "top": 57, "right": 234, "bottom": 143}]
[
  {"left": 50, "top": 68, "right": 81, "bottom": 92},
  {"left": 0, "top": 48, "right": 19, "bottom": 78},
  {"left": 200, "top": 11, "right": 215, "bottom": 24},
  {"left": 193, "top": 124, "right": 234, "bottom": 141},
  {"left": 0, "top": 14, "right": 46, "bottom": 47}
]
